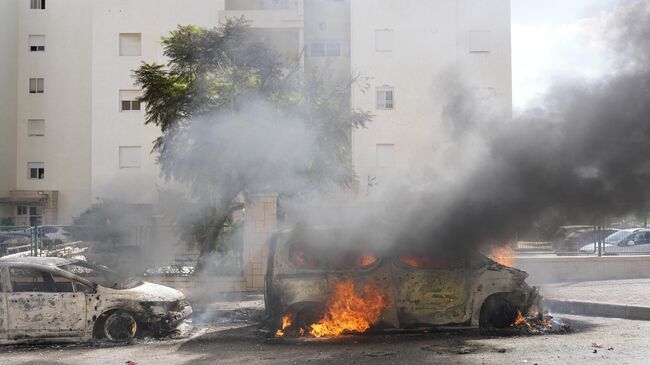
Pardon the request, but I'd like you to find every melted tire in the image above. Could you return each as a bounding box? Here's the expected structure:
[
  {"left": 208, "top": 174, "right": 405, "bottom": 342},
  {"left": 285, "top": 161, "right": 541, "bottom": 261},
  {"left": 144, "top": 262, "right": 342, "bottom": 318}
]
[
  {"left": 479, "top": 294, "right": 519, "bottom": 329},
  {"left": 104, "top": 310, "right": 138, "bottom": 342}
]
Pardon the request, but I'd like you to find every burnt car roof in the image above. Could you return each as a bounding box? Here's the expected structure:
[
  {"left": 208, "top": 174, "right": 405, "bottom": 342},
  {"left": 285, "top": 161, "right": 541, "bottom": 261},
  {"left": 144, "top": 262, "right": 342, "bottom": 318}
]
[{"left": 0, "top": 256, "right": 80, "bottom": 267}]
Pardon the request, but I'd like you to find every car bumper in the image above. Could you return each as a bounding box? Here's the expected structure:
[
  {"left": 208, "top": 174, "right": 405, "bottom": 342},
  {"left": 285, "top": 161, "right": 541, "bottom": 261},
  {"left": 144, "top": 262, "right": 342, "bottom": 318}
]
[
  {"left": 162, "top": 304, "right": 193, "bottom": 330},
  {"left": 141, "top": 302, "right": 193, "bottom": 333}
]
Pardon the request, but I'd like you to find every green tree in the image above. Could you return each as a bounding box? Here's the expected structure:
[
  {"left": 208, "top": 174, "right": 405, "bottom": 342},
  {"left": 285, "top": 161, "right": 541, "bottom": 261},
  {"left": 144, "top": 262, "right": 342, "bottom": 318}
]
[{"left": 134, "top": 19, "right": 371, "bottom": 270}]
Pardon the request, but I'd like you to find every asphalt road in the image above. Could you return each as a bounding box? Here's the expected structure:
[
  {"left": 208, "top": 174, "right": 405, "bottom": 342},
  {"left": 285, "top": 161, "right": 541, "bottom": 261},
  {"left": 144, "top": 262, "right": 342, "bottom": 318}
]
[{"left": 1, "top": 314, "right": 649, "bottom": 365}]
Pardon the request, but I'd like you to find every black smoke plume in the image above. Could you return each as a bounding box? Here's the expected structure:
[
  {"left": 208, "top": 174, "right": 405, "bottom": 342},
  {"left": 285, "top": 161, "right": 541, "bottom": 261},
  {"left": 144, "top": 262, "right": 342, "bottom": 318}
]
[{"left": 372, "top": 0, "right": 650, "bottom": 252}]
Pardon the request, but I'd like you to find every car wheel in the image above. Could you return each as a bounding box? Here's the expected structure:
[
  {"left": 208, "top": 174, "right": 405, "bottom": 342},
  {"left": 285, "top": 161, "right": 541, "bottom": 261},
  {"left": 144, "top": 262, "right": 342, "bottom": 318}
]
[
  {"left": 103, "top": 310, "right": 138, "bottom": 342},
  {"left": 479, "top": 294, "right": 520, "bottom": 329}
]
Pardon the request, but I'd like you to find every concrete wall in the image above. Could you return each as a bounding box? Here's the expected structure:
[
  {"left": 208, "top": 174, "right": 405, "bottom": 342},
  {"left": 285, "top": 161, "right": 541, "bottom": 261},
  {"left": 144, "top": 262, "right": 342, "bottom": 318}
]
[
  {"left": 0, "top": 0, "right": 18, "bottom": 222},
  {"left": 517, "top": 255, "right": 650, "bottom": 284},
  {"left": 243, "top": 194, "right": 278, "bottom": 290},
  {"left": 144, "top": 274, "right": 246, "bottom": 293}
]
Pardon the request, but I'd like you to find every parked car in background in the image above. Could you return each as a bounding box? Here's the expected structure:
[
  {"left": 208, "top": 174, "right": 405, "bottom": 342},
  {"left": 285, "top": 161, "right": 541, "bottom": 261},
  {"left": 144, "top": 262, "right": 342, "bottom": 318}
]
[
  {"left": 551, "top": 225, "right": 595, "bottom": 250},
  {"left": 24, "top": 226, "right": 72, "bottom": 247},
  {"left": 554, "top": 228, "right": 618, "bottom": 253},
  {"left": 0, "top": 256, "right": 192, "bottom": 344},
  {"left": 578, "top": 228, "right": 650, "bottom": 254}
]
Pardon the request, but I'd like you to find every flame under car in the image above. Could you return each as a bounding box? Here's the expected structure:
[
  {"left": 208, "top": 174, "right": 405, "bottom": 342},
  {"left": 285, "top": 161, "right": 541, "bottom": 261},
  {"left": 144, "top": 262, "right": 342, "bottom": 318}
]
[{"left": 265, "top": 228, "right": 539, "bottom": 336}]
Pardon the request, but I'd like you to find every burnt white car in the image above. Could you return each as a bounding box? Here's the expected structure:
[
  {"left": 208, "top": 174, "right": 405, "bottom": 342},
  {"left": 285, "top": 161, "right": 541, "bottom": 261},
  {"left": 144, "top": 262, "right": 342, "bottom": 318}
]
[{"left": 0, "top": 257, "right": 191, "bottom": 344}]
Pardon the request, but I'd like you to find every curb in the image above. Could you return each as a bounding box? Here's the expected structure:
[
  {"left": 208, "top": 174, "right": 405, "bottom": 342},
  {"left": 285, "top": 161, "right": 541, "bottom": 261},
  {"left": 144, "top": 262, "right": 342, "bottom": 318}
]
[{"left": 543, "top": 298, "right": 650, "bottom": 321}]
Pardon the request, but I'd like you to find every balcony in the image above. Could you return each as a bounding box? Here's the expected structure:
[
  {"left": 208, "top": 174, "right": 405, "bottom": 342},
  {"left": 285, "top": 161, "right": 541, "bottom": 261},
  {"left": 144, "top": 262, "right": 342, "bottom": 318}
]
[{"left": 220, "top": 0, "right": 304, "bottom": 29}]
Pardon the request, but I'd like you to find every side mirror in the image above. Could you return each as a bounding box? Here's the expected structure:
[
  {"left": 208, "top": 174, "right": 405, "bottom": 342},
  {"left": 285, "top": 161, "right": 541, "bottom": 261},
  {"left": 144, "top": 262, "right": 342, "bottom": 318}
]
[{"left": 627, "top": 240, "right": 635, "bottom": 246}]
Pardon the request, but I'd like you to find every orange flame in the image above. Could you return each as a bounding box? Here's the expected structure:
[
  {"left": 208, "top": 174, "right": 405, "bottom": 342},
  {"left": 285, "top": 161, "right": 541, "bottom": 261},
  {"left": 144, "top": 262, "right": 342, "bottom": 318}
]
[
  {"left": 309, "top": 279, "right": 388, "bottom": 338},
  {"left": 275, "top": 314, "right": 293, "bottom": 337},
  {"left": 514, "top": 310, "right": 526, "bottom": 327},
  {"left": 358, "top": 255, "right": 377, "bottom": 267},
  {"left": 490, "top": 245, "right": 515, "bottom": 267},
  {"left": 513, "top": 308, "right": 551, "bottom": 328}
]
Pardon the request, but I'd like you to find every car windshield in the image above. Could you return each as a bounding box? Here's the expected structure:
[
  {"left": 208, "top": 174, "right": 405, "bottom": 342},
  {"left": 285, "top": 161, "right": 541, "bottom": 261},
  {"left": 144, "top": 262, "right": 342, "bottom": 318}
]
[
  {"left": 59, "top": 261, "right": 142, "bottom": 289},
  {"left": 605, "top": 230, "right": 633, "bottom": 244}
]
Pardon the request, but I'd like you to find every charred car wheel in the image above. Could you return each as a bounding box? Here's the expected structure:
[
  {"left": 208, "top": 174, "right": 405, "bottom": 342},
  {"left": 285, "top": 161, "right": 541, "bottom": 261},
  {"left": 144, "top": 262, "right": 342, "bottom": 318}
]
[
  {"left": 479, "top": 294, "right": 520, "bottom": 328},
  {"left": 103, "top": 310, "right": 138, "bottom": 342}
]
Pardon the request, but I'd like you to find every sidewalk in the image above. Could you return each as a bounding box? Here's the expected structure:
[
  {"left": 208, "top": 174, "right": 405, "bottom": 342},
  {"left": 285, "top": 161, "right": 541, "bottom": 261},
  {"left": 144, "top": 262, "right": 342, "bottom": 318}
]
[{"left": 540, "top": 279, "right": 650, "bottom": 320}]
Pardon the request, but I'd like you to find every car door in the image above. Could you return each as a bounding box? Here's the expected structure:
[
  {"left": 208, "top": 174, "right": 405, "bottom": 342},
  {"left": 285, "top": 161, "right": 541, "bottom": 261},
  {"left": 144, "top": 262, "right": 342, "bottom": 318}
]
[
  {"left": 391, "top": 253, "right": 471, "bottom": 327},
  {"left": 6, "top": 266, "right": 86, "bottom": 340},
  {"left": 0, "top": 266, "right": 8, "bottom": 341}
]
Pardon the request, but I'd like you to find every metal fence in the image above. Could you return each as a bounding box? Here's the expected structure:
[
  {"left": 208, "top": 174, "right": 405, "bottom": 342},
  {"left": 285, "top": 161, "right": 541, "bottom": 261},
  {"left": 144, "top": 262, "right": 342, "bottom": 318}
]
[
  {"left": 513, "top": 227, "right": 650, "bottom": 257},
  {"left": 0, "top": 224, "right": 245, "bottom": 276},
  {"left": 0, "top": 226, "right": 33, "bottom": 256}
]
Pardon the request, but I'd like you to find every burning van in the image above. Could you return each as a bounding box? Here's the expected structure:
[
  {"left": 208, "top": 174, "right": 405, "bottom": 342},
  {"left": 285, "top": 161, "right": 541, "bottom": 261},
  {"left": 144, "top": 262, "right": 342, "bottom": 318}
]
[{"left": 265, "top": 227, "right": 538, "bottom": 337}]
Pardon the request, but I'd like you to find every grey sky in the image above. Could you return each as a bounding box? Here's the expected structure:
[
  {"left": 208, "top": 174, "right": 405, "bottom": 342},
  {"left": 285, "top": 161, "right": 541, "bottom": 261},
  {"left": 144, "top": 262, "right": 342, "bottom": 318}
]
[{"left": 511, "top": 0, "right": 622, "bottom": 108}]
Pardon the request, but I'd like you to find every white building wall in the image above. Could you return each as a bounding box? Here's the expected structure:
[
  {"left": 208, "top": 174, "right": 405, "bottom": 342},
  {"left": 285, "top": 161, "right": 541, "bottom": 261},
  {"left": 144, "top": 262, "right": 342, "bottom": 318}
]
[
  {"left": 15, "top": 0, "right": 93, "bottom": 223},
  {"left": 0, "top": 0, "right": 18, "bottom": 221},
  {"left": 350, "top": 0, "right": 512, "bottom": 195},
  {"left": 90, "top": 0, "right": 225, "bottom": 207},
  {"left": 4, "top": 0, "right": 510, "bottom": 223}
]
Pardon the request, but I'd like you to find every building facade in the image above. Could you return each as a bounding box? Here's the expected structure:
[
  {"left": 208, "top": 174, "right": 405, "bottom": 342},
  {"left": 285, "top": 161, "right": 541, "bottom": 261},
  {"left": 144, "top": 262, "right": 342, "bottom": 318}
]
[
  {"left": 350, "top": 0, "right": 512, "bottom": 196},
  {"left": 0, "top": 0, "right": 510, "bottom": 230}
]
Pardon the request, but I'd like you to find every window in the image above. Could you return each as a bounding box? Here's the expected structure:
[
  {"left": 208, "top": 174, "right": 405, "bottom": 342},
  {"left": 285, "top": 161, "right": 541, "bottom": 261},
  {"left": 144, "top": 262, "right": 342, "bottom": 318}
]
[
  {"left": 469, "top": 31, "right": 491, "bottom": 53},
  {"left": 51, "top": 273, "right": 74, "bottom": 292},
  {"left": 119, "top": 33, "right": 141, "bottom": 56},
  {"left": 16, "top": 205, "right": 41, "bottom": 226},
  {"left": 376, "top": 144, "right": 396, "bottom": 168},
  {"left": 29, "top": 35, "right": 45, "bottom": 52},
  {"left": 271, "top": 0, "right": 289, "bottom": 8},
  {"left": 119, "top": 90, "right": 141, "bottom": 111},
  {"left": 308, "top": 42, "right": 341, "bottom": 57},
  {"left": 119, "top": 146, "right": 141, "bottom": 168},
  {"left": 16, "top": 205, "right": 29, "bottom": 226},
  {"left": 376, "top": 86, "right": 394, "bottom": 109},
  {"left": 29, "top": 206, "right": 43, "bottom": 226},
  {"left": 9, "top": 268, "right": 72, "bottom": 293},
  {"left": 309, "top": 42, "right": 325, "bottom": 57},
  {"left": 375, "top": 29, "right": 394, "bottom": 52},
  {"left": 74, "top": 281, "right": 95, "bottom": 294},
  {"left": 10, "top": 268, "right": 50, "bottom": 292},
  {"left": 28, "top": 119, "right": 45, "bottom": 136},
  {"left": 325, "top": 42, "right": 341, "bottom": 57},
  {"left": 28, "top": 162, "right": 45, "bottom": 179},
  {"left": 29, "top": 78, "right": 44, "bottom": 93},
  {"left": 30, "top": 0, "right": 45, "bottom": 9},
  {"left": 17, "top": 205, "right": 28, "bottom": 216}
]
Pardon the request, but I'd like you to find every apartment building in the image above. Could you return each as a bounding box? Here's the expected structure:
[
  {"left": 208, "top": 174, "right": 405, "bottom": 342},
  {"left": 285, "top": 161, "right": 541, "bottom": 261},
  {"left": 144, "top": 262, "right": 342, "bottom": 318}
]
[
  {"left": 0, "top": 0, "right": 510, "bottom": 226},
  {"left": 351, "top": 0, "right": 512, "bottom": 196}
]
